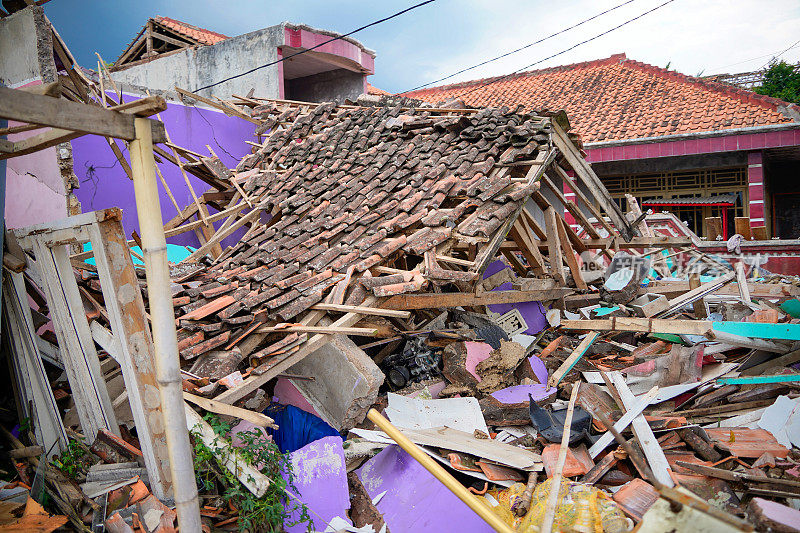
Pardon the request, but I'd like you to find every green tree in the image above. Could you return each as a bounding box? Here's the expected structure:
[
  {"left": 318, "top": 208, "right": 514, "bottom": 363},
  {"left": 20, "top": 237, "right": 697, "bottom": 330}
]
[{"left": 754, "top": 60, "right": 800, "bottom": 104}]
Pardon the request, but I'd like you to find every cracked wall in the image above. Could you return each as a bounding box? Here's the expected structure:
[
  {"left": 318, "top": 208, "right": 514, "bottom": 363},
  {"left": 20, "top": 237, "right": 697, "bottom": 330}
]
[{"left": 1, "top": 6, "right": 71, "bottom": 229}]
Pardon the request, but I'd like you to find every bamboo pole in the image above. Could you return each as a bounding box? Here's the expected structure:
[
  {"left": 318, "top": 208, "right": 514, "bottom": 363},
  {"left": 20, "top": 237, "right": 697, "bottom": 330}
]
[
  {"left": 129, "top": 117, "right": 201, "bottom": 531},
  {"left": 541, "top": 383, "right": 580, "bottom": 533},
  {"left": 366, "top": 409, "right": 514, "bottom": 533}
]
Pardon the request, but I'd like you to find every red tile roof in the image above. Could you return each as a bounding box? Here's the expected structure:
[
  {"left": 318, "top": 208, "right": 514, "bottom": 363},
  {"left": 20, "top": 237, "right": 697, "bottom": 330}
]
[
  {"left": 154, "top": 16, "right": 229, "bottom": 46},
  {"left": 403, "top": 54, "right": 799, "bottom": 143},
  {"left": 367, "top": 83, "right": 391, "bottom": 96}
]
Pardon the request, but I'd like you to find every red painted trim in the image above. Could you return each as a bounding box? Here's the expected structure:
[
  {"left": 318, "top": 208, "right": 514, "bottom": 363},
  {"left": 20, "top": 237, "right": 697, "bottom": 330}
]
[
  {"left": 585, "top": 128, "right": 800, "bottom": 163},
  {"left": 643, "top": 202, "right": 733, "bottom": 207},
  {"left": 283, "top": 27, "right": 374, "bottom": 74},
  {"left": 276, "top": 48, "right": 285, "bottom": 99}
]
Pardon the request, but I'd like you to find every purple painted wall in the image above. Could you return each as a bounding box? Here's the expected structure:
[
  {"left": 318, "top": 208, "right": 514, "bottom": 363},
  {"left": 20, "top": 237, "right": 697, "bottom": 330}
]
[{"left": 71, "top": 94, "right": 256, "bottom": 248}]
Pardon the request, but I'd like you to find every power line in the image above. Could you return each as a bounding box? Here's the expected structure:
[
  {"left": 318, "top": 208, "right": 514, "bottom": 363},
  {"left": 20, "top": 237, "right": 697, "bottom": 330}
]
[
  {"left": 455, "top": 0, "right": 678, "bottom": 99},
  {"left": 404, "top": 0, "right": 639, "bottom": 93},
  {"left": 193, "top": 0, "right": 437, "bottom": 93},
  {"left": 758, "top": 38, "right": 800, "bottom": 71}
]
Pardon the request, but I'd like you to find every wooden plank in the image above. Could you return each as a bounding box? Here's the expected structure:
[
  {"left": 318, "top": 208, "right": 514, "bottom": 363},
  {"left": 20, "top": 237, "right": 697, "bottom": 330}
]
[
  {"left": 185, "top": 202, "right": 266, "bottom": 262},
  {"left": 655, "top": 271, "right": 736, "bottom": 318},
  {"left": 2, "top": 271, "right": 68, "bottom": 458},
  {"left": 541, "top": 384, "right": 580, "bottom": 533},
  {"left": 706, "top": 330, "right": 792, "bottom": 353},
  {"left": 548, "top": 332, "right": 599, "bottom": 387},
  {"left": 0, "top": 128, "right": 85, "bottom": 159},
  {"left": 87, "top": 218, "right": 172, "bottom": 499},
  {"left": 310, "top": 303, "right": 411, "bottom": 319},
  {"left": 544, "top": 207, "right": 565, "bottom": 285},
  {"left": 373, "top": 426, "right": 541, "bottom": 470},
  {"left": 381, "top": 288, "right": 570, "bottom": 310},
  {"left": 556, "top": 215, "right": 587, "bottom": 290},
  {"left": 473, "top": 202, "right": 528, "bottom": 274},
  {"left": 579, "top": 236, "right": 693, "bottom": 248},
  {"left": 551, "top": 163, "right": 617, "bottom": 237},
  {"left": 175, "top": 86, "right": 259, "bottom": 124},
  {"left": 588, "top": 386, "right": 659, "bottom": 459},
  {"left": 0, "top": 86, "right": 166, "bottom": 142},
  {"left": 550, "top": 120, "right": 633, "bottom": 239},
  {"left": 215, "top": 300, "right": 377, "bottom": 405},
  {"left": 30, "top": 239, "right": 118, "bottom": 442},
  {"left": 609, "top": 371, "right": 673, "bottom": 487},
  {"left": 741, "top": 348, "right": 800, "bottom": 376},
  {"left": 255, "top": 325, "right": 379, "bottom": 336},
  {"left": 735, "top": 262, "right": 751, "bottom": 303},
  {"left": 184, "top": 405, "right": 270, "bottom": 497},
  {"left": 183, "top": 393, "right": 277, "bottom": 429},
  {"left": 561, "top": 318, "right": 713, "bottom": 336},
  {"left": 508, "top": 224, "right": 546, "bottom": 276},
  {"left": 642, "top": 280, "right": 800, "bottom": 299}
]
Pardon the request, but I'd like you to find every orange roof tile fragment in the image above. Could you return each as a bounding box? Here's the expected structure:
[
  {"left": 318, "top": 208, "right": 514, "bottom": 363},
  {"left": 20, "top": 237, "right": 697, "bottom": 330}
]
[{"left": 403, "top": 53, "right": 797, "bottom": 143}]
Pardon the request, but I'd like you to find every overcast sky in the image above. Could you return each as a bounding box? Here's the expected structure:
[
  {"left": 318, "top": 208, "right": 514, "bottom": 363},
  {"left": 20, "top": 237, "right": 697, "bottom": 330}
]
[{"left": 44, "top": 0, "right": 800, "bottom": 94}]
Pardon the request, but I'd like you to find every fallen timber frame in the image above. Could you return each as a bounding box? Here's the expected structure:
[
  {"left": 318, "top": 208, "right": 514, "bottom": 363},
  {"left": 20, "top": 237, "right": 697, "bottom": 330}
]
[{"left": 0, "top": 88, "right": 201, "bottom": 531}]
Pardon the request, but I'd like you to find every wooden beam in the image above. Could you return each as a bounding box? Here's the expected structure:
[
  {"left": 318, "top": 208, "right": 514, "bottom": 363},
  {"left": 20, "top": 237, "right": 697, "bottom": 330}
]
[
  {"left": 381, "top": 288, "right": 570, "bottom": 310},
  {"left": 551, "top": 163, "right": 618, "bottom": 237},
  {"left": 550, "top": 120, "right": 633, "bottom": 239},
  {"left": 561, "top": 318, "right": 713, "bottom": 336},
  {"left": 310, "top": 303, "right": 411, "bottom": 319},
  {"left": 175, "top": 86, "right": 259, "bottom": 124},
  {"left": 556, "top": 215, "right": 587, "bottom": 290},
  {"left": 544, "top": 207, "right": 565, "bottom": 285},
  {"left": 548, "top": 331, "right": 599, "bottom": 387},
  {"left": 255, "top": 325, "right": 380, "bottom": 336},
  {"left": 215, "top": 300, "right": 377, "bottom": 405},
  {"left": 0, "top": 87, "right": 166, "bottom": 142},
  {"left": 508, "top": 224, "right": 546, "bottom": 276}
]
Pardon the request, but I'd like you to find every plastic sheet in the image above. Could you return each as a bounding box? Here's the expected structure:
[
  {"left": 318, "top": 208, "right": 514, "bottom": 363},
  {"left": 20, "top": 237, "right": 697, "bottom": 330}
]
[
  {"left": 484, "top": 479, "right": 632, "bottom": 532},
  {"left": 264, "top": 404, "right": 340, "bottom": 453}
]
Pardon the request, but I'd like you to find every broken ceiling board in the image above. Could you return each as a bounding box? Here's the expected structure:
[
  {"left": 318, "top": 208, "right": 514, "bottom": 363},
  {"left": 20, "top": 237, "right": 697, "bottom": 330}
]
[
  {"left": 352, "top": 426, "right": 541, "bottom": 471},
  {"left": 385, "top": 393, "right": 489, "bottom": 436}
]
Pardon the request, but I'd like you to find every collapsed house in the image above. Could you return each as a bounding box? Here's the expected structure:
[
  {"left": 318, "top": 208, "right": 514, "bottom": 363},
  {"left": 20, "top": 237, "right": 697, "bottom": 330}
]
[{"left": 5, "top": 6, "right": 800, "bottom": 533}]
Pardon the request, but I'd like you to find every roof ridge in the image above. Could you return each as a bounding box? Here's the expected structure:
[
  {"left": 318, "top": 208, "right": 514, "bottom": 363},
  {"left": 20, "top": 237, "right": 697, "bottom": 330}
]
[
  {"left": 154, "top": 15, "right": 230, "bottom": 40},
  {"left": 402, "top": 53, "right": 627, "bottom": 96},
  {"left": 620, "top": 56, "right": 798, "bottom": 114}
]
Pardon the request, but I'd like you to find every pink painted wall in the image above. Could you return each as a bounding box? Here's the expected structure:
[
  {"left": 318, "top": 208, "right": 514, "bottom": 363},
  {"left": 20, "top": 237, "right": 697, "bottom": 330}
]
[
  {"left": 4, "top": 122, "right": 67, "bottom": 230},
  {"left": 284, "top": 27, "right": 375, "bottom": 74}
]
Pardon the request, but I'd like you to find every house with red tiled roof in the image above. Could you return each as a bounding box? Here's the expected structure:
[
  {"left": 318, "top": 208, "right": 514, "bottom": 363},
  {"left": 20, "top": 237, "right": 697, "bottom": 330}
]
[
  {"left": 404, "top": 54, "right": 800, "bottom": 239},
  {"left": 110, "top": 18, "right": 376, "bottom": 104}
]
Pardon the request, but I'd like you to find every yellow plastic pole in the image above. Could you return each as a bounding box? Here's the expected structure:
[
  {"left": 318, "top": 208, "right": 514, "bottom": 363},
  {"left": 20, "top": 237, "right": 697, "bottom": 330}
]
[{"left": 366, "top": 409, "right": 515, "bottom": 533}]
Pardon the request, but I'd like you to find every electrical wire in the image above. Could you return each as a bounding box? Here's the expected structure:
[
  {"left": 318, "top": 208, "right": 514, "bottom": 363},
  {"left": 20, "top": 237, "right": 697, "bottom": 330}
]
[
  {"left": 758, "top": 38, "right": 800, "bottom": 71},
  {"left": 404, "top": 0, "right": 639, "bottom": 93},
  {"left": 455, "top": 0, "right": 678, "bottom": 99},
  {"left": 193, "top": 0, "right": 437, "bottom": 93}
]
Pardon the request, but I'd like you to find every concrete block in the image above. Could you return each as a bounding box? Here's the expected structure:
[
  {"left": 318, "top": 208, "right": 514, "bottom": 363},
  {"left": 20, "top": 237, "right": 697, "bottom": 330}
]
[{"left": 287, "top": 333, "right": 383, "bottom": 431}]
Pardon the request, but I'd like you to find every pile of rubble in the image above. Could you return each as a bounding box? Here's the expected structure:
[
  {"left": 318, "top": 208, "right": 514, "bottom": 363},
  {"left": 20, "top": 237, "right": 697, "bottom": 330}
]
[{"left": 5, "top": 85, "right": 800, "bottom": 533}]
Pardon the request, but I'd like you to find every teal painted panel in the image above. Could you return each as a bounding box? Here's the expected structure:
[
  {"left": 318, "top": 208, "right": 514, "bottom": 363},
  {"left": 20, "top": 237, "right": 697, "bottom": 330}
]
[
  {"left": 780, "top": 299, "right": 800, "bottom": 319},
  {"left": 716, "top": 374, "right": 800, "bottom": 385},
  {"left": 712, "top": 321, "right": 800, "bottom": 341}
]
